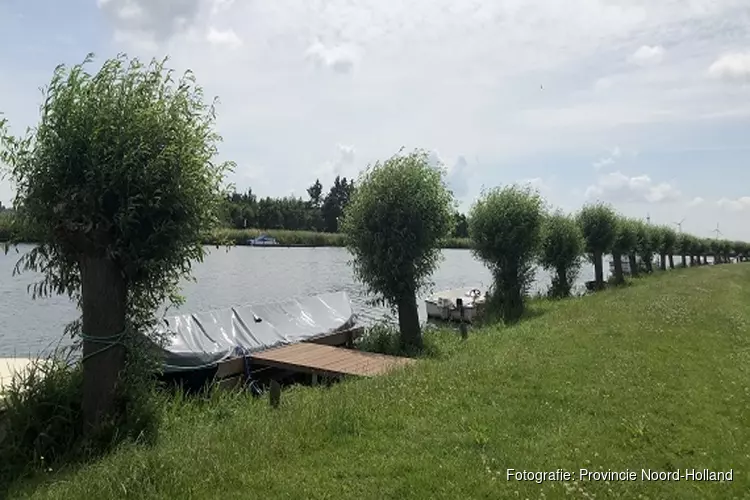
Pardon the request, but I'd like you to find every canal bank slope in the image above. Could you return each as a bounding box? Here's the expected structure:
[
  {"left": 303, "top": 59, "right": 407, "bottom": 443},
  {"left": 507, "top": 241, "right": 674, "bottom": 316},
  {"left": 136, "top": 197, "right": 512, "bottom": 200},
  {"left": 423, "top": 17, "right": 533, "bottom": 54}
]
[{"left": 11, "top": 264, "right": 750, "bottom": 499}]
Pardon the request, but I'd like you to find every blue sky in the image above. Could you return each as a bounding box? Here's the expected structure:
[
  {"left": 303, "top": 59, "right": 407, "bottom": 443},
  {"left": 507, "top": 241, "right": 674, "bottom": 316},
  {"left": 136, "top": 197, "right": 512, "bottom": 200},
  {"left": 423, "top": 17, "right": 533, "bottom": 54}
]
[{"left": 2, "top": 0, "right": 750, "bottom": 239}]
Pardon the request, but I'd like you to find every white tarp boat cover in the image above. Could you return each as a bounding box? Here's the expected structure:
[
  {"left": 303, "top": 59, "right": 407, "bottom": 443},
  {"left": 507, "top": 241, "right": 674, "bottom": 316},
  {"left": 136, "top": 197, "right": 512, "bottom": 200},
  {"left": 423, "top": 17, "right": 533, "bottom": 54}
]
[{"left": 154, "top": 291, "right": 355, "bottom": 373}]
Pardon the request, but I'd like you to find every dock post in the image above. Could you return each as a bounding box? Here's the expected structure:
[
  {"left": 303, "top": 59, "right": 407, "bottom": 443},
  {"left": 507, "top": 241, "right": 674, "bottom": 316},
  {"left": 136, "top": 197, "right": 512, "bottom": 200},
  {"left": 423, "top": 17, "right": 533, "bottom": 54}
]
[
  {"left": 456, "top": 298, "right": 468, "bottom": 340},
  {"left": 270, "top": 380, "right": 281, "bottom": 408}
]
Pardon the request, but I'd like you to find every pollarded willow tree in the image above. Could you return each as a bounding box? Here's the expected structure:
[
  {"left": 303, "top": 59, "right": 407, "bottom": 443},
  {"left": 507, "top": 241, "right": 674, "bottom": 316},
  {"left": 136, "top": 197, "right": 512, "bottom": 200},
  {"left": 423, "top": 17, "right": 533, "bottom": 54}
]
[
  {"left": 634, "top": 220, "right": 656, "bottom": 273},
  {"left": 342, "top": 149, "right": 454, "bottom": 351},
  {"left": 655, "top": 226, "right": 677, "bottom": 270},
  {"left": 469, "top": 185, "right": 544, "bottom": 322},
  {"left": 611, "top": 217, "right": 637, "bottom": 285},
  {"left": 676, "top": 232, "right": 691, "bottom": 268},
  {"left": 0, "top": 54, "right": 232, "bottom": 432},
  {"left": 538, "top": 211, "right": 584, "bottom": 298},
  {"left": 576, "top": 203, "right": 617, "bottom": 290}
]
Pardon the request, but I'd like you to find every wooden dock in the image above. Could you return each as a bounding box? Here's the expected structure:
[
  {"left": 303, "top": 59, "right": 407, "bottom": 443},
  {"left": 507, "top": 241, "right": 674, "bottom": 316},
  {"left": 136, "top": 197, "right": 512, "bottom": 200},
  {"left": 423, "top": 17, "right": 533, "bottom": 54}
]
[{"left": 248, "top": 343, "right": 415, "bottom": 378}]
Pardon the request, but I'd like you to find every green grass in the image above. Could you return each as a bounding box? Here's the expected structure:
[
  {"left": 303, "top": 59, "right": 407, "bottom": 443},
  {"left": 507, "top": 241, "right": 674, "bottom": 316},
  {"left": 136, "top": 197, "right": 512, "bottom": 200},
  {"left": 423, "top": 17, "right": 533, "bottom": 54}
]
[
  {"left": 8, "top": 264, "right": 750, "bottom": 499},
  {"left": 0, "top": 219, "right": 472, "bottom": 249}
]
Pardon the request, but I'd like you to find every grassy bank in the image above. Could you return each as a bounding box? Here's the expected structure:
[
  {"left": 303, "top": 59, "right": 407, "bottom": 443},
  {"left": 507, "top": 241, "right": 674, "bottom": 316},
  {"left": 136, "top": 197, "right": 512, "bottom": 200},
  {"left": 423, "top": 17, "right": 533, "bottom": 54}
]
[
  {"left": 0, "top": 220, "right": 472, "bottom": 249},
  {"left": 8, "top": 264, "right": 750, "bottom": 499}
]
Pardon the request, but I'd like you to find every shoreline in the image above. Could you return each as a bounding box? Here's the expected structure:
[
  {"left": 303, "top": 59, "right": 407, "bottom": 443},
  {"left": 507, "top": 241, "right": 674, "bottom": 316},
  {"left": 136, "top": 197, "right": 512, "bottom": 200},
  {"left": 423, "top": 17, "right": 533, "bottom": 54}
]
[{"left": 1, "top": 228, "right": 473, "bottom": 250}]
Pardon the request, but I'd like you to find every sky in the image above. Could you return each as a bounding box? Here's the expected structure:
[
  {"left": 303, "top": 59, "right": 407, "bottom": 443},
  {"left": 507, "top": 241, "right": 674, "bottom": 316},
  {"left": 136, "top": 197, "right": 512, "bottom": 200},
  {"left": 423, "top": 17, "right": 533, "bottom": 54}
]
[{"left": 1, "top": 0, "right": 750, "bottom": 240}]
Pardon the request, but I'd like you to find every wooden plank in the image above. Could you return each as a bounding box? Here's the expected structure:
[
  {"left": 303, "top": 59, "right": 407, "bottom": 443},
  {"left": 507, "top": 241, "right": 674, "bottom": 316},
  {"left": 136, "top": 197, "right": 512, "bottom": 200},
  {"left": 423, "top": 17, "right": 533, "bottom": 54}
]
[
  {"left": 212, "top": 328, "right": 363, "bottom": 378},
  {"left": 249, "top": 343, "right": 415, "bottom": 378}
]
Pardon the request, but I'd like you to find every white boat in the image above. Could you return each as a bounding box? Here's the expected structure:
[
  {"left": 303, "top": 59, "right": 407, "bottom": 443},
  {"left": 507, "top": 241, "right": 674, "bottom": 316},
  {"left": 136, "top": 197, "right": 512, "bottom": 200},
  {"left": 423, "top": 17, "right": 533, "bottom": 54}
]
[
  {"left": 425, "top": 287, "right": 485, "bottom": 323},
  {"left": 153, "top": 291, "right": 356, "bottom": 373}
]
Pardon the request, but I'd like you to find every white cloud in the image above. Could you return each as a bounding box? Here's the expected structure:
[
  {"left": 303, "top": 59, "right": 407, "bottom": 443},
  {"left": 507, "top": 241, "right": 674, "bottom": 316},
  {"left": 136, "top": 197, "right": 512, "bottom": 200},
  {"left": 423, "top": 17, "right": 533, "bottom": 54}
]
[
  {"left": 586, "top": 171, "right": 681, "bottom": 204},
  {"left": 629, "top": 45, "right": 665, "bottom": 67},
  {"left": 97, "top": 0, "right": 200, "bottom": 42},
  {"left": 688, "top": 196, "right": 705, "bottom": 207},
  {"left": 206, "top": 27, "right": 242, "bottom": 48},
  {"left": 315, "top": 144, "right": 358, "bottom": 183},
  {"left": 592, "top": 146, "right": 621, "bottom": 170},
  {"left": 708, "top": 52, "right": 750, "bottom": 82},
  {"left": 717, "top": 196, "right": 750, "bottom": 212},
  {"left": 593, "top": 77, "right": 614, "bottom": 92},
  {"left": 520, "top": 177, "right": 552, "bottom": 193},
  {"left": 305, "top": 41, "right": 358, "bottom": 73}
]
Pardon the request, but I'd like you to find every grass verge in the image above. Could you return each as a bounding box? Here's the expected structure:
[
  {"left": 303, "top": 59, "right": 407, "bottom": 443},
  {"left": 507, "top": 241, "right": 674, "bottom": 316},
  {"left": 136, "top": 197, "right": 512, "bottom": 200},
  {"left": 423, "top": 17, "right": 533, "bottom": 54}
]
[{"left": 6, "top": 264, "right": 750, "bottom": 499}]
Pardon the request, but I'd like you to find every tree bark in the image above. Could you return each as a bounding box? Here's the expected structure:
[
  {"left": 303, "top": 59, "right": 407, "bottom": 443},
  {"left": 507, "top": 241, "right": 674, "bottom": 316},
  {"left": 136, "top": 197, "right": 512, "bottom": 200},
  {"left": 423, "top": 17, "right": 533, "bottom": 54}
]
[
  {"left": 397, "top": 291, "right": 422, "bottom": 352},
  {"left": 659, "top": 254, "right": 667, "bottom": 271},
  {"left": 80, "top": 255, "right": 128, "bottom": 434},
  {"left": 690, "top": 255, "right": 695, "bottom": 266},
  {"left": 668, "top": 254, "right": 675, "bottom": 269},
  {"left": 681, "top": 255, "right": 686, "bottom": 268},
  {"left": 628, "top": 253, "right": 639, "bottom": 277},
  {"left": 612, "top": 252, "right": 624, "bottom": 285},
  {"left": 554, "top": 267, "right": 570, "bottom": 298},
  {"left": 593, "top": 250, "right": 604, "bottom": 290}
]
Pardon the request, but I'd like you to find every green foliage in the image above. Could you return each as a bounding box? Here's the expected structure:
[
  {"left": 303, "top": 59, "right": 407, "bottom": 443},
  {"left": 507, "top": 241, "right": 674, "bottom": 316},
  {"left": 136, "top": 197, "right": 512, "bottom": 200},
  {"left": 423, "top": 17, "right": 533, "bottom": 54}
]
[
  {"left": 676, "top": 233, "right": 691, "bottom": 256},
  {"left": 0, "top": 53, "right": 233, "bottom": 327},
  {"left": 0, "top": 351, "right": 160, "bottom": 494},
  {"left": 469, "top": 185, "right": 544, "bottom": 322},
  {"left": 538, "top": 211, "right": 584, "bottom": 298},
  {"left": 633, "top": 221, "right": 656, "bottom": 271},
  {"left": 576, "top": 203, "right": 618, "bottom": 256},
  {"left": 342, "top": 148, "right": 454, "bottom": 309},
  {"left": 612, "top": 217, "right": 638, "bottom": 255},
  {"left": 655, "top": 226, "right": 677, "bottom": 254},
  {"left": 355, "top": 321, "right": 441, "bottom": 358}
]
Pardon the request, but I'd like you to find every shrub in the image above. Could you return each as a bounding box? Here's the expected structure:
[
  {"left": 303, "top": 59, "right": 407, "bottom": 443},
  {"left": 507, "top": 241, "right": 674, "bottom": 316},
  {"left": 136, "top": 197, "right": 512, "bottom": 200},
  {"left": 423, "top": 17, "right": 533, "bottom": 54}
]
[
  {"left": 634, "top": 221, "right": 656, "bottom": 273},
  {"left": 611, "top": 217, "right": 638, "bottom": 285},
  {"left": 538, "top": 211, "right": 584, "bottom": 298},
  {"left": 469, "top": 185, "right": 544, "bottom": 323},
  {"left": 342, "top": 148, "right": 454, "bottom": 351},
  {"left": 576, "top": 203, "right": 618, "bottom": 290}
]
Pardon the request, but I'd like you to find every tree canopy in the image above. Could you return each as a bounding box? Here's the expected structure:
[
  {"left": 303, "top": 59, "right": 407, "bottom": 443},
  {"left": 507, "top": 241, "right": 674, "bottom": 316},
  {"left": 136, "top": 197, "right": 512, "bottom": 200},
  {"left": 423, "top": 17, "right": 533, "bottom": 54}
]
[{"left": 342, "top": 148, "right": 454, "bottom": 349}]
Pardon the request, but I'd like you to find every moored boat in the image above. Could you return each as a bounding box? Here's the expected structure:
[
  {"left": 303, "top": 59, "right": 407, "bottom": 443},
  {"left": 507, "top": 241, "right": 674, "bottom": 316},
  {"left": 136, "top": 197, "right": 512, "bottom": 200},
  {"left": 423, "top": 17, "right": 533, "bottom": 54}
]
[
  {"left": 153, "top": 291, "right": 357, "bottom": 374},
  {"left": 425, "top": 287, "right": 485, "bottom": 323}
]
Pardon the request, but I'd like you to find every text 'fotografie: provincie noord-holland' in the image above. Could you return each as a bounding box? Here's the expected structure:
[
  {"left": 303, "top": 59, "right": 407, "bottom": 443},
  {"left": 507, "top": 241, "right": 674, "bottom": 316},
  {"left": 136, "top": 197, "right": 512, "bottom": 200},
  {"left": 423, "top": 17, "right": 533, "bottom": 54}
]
[{"left": 506, "top": 469, "right": 733, "bottom": 483}]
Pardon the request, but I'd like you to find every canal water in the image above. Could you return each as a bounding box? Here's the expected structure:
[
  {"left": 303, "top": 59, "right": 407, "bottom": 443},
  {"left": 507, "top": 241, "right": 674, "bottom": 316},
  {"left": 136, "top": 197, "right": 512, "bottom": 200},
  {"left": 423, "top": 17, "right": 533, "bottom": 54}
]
[{"left": 0, "top": 245, "right": 614, "bottom": 357}]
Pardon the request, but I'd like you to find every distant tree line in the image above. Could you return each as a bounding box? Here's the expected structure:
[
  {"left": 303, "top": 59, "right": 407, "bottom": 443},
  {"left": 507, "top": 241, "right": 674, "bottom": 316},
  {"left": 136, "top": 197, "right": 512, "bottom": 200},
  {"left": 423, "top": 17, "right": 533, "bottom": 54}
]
[{"left": 221, "top": 175, "right": 470, "bottom": 238}]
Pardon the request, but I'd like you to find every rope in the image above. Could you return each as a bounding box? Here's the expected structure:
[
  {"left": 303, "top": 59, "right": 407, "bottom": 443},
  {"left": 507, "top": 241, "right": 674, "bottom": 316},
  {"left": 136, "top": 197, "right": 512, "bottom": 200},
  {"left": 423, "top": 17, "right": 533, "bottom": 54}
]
[{"left": 79, "top": 326, "right": 129, "bottom": 363}]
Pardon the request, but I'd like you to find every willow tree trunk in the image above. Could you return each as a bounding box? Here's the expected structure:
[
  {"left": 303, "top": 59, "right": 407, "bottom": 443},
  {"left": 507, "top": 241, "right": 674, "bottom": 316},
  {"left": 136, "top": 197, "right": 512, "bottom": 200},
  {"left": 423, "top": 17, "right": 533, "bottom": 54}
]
[
  {"left": 690, "top": 255, "right": 696, "bottom": 266},
  {"left": 681, "top": 255, "right": 686, "bottom": 267},
  {"left": 555, "top": 267, "right": 571, "bottom": 298},
  {"left": 668, "top": 254, "right": 675, "bottom": 269},
  {"left": 703, "top": 255, "right": 708, "bottom": 265},
  {"left": 612, "top": 252, "right": 624, "bottom": 285},
  {"left": 659, "top": 254, "right": 666, "bottom": 271},
  {"left": 397, "top": 291, "right": 422, "bottom": 352},
  {"left": 628, "top": 253, "right": 639, "bottom": 277},
  {"left": 80, "top": 256, "right": 127, "bottom": 434},
  {"left": 593, "top": 251, "right": 604, "bottom": 290}
]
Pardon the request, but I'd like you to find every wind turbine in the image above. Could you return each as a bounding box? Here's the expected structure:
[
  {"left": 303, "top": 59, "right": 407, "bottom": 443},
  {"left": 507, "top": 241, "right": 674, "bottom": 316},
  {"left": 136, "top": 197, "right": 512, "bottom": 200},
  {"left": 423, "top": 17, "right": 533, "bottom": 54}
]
[
  {"left": 673, "top": 218, "right": 685, "bottom": 233},
  {"left": 646, "top": 213, "right": 651, "bottom": 224},
  {"left": 713, "top": 223, "right": 722, "bottom": 239}
]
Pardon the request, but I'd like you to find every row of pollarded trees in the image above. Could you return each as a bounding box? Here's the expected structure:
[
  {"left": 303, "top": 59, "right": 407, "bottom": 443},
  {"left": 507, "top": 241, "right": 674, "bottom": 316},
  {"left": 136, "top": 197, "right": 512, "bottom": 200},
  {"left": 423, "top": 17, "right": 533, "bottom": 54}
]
[{"left": 342, "top": 151, "right": 750, "bottom": 352}]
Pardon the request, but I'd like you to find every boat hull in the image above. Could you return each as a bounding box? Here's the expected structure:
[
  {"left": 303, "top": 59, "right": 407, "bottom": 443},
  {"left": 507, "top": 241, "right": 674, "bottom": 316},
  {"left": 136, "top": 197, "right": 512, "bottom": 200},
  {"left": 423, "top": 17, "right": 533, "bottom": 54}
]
[
  {"left": 153, "top": 291, "right": 356, "bottom": 374},
  {"left": 424, "top": 287, "right": 485, "bottom": 323}
]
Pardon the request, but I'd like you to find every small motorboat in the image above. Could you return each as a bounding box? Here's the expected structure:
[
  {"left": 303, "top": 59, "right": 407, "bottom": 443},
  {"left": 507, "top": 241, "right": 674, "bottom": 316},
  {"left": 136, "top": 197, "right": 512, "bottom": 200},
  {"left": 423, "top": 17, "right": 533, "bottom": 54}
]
[
  {"left": 246, "top": 234, "right": 279, "bottom": 246},
  {"left": 425, "top": 287, "right": 485, "bottom": 323}
]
